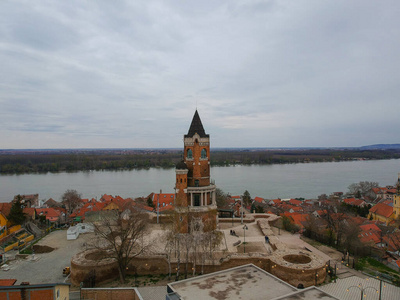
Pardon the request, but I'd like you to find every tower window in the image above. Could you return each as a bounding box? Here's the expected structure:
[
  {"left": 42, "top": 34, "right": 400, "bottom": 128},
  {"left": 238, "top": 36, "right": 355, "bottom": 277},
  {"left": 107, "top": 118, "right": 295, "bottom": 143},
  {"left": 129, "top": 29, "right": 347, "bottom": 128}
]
[
  {"left": 187, "top": 149, "right": 193, "bottom": 159},
  {"left": 201, "top": 148, "right": 207, "bottom": 159},
  {"left": 195, "top": 180, "right": 199, "bottom": 187}
]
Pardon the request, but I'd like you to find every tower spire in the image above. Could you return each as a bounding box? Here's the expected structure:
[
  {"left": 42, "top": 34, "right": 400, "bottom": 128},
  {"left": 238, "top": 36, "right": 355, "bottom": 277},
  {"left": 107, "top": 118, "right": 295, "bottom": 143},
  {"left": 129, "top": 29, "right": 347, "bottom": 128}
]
[{"left": 185, "top": 110, "right": 209, "bottom": 138}]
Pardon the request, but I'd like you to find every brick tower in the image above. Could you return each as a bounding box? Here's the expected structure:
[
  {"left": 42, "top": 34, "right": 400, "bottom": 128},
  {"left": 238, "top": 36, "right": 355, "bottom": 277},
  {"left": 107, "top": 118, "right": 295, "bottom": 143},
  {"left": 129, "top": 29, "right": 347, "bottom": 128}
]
[{"left": 174, "top": 110, "right": 217, "bottom": 233}]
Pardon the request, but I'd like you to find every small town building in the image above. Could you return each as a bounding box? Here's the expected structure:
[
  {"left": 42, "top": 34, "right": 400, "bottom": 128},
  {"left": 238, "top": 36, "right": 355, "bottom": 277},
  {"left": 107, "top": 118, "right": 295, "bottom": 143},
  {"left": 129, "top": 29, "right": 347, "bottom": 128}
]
[{"left": 0, "top": 283, "right": 70, "bottom": 300}]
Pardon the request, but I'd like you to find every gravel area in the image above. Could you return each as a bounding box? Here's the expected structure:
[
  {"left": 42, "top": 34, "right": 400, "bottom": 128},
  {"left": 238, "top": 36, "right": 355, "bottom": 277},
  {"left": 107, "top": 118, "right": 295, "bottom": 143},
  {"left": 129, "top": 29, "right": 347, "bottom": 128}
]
[{"left": 0, "top": 229, "right": 94, "bottom": 285}]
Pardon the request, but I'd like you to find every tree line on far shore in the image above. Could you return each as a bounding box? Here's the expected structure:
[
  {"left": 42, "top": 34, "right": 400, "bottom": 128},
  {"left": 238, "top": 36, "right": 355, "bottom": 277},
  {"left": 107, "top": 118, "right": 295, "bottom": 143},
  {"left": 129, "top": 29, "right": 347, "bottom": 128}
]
[{"left": 1, "top": 148, "right": 400, "bottom": 174}]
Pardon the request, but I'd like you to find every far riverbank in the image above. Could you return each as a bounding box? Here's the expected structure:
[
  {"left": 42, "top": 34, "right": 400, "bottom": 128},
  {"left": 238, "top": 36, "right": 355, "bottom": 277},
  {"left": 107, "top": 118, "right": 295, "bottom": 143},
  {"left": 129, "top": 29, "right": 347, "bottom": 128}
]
[{"left": 1, "top": 159, "right": 399, "bottom": 203}]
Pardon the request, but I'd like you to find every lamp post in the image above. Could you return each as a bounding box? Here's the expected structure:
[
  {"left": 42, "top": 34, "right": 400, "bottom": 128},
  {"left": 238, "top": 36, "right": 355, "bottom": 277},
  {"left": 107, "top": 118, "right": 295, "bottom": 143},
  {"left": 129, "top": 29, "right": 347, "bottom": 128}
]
[
  {"left": 243, "top": 225, "right": 248, "bottom": 253},
  {"left": 347, "top": 283, "right": 378, "bottom": 300},
  {"left": 240, "top": 197, "right": 244, "bottom": 224},
  {"left": 366, "top": 276, "right": 386, "bottom": 300}
]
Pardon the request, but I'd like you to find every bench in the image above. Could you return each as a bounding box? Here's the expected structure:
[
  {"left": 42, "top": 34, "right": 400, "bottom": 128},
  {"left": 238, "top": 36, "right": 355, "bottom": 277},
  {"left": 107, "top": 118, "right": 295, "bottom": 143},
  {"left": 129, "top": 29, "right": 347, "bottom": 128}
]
[{"left": 233, "top": 240, "right": 241, "bottom": 247}]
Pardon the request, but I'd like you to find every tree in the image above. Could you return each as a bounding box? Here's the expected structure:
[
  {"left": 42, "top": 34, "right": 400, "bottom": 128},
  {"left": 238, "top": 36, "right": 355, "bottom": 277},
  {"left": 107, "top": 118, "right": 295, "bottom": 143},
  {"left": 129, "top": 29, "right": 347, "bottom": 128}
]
[
  {"left": 90, "top": 209, "right": 149, "bottom": 283},
  {"left": 147, "top": 196, "right": 155, "bottom": 208},
  {"left": 8, "top": 195, "right": 26, "bottom": 225},
  {"left": 61, "top": 189, "right": 82, "bottom": 214},
  {"left": 348, "top": 181, "right": 379, "bottom": 199},
  {"left": 215, "top": 188, "right": 227, "bottom": 208},
  {"left": 242, "top": 190, "right": 251, "bottom": 207}
]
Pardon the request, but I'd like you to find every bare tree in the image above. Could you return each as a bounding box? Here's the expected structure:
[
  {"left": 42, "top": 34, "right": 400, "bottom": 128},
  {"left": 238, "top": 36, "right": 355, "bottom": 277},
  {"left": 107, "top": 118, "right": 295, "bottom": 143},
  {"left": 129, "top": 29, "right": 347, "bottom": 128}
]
[
  {"left": 61, "top": 189, "right": 82, "bottom": 214},
  {"left": 164, "top": 230, "right": 175, "bottom": 280},
  {"left": 216, "top": 188, "right": 227, "bottom": 208},
  {"left": 90, "top": 209, "right": 149, "bottom": 283},
  {"left": 348, "top": 181, "right": 379, "bottom": 198}
]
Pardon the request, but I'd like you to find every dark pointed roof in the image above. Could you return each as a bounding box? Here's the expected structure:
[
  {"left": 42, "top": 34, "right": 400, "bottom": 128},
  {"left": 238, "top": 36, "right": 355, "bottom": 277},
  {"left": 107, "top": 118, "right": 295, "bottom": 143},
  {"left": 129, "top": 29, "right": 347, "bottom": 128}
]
[
  {"left": 176, "top": 160, "right": 188, "bottom": 170},
  {"left": 185, "top": 110, "right": 209, "bottom": 138}
]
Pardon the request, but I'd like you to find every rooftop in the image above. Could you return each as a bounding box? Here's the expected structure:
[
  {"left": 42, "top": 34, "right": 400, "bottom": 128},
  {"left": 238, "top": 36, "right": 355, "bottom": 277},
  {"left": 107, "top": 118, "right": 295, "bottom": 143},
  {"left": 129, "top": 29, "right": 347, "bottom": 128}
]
[{"left": 167, "top": 264, "right": 297, "bottom": 300}]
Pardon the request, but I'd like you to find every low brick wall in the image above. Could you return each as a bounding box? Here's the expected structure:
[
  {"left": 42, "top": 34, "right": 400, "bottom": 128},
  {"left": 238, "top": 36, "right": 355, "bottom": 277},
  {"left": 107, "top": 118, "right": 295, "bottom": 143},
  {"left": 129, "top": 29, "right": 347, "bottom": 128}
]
[
  {"left": 82, "top": 288, "right": 140, "bottom": 300},
  {"left": 71, "top": 250, "right": 326, "bottom": 288}
]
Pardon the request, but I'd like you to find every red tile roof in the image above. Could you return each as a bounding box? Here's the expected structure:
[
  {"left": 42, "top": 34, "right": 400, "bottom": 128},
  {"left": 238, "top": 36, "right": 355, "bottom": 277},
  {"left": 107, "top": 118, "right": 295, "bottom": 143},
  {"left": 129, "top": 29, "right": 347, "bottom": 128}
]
[
  {"left": 343, "top": 198, "right": 365, "bottom": 206},
  {"left": 289, "top": 199, "right": 302, "bottom": 206},
  {"left": 254, "top": 197, "right": 264, "bottom": 203},
  {"left": 0, "top": 203, "right": 12, "bottom": 217},
  {"left": 359, "top": 223, "right": 381, "bottom": 232},
  {"left": 369, "top": 203, "right": 393, "bottom": 218},
  {"left": 359, "top": 231, "right": 381, "bottom": 244},
  {"left": 0, "top": 279, "right": 17, "bottom": 286},
  {"left": 272, "top": 199, "right": 282, "bottom": 205},
  {"left": 382, "top": 232, "right": 400, "bottom": 251},
  {"left": 152, "top": 193, "right": 175, "bottom": 207},
  {"left": 100, "top": 194, "right": 114, "bottom": 202},
  {"left": 285, "top": 213, "right": 309, "bottom": 228},
  {"left": 36, "top": 208, "right": 62, "bottom": 222},
  {"left": 23, "top": 207, "right": 36, "bottom": 217}
]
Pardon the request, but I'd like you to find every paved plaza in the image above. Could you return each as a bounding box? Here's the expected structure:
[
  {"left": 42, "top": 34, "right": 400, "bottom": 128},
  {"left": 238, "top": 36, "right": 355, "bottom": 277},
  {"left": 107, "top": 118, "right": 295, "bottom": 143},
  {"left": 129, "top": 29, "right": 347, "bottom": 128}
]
[{"left": 0, "top": 229, "right": 94, "bottom": 285}]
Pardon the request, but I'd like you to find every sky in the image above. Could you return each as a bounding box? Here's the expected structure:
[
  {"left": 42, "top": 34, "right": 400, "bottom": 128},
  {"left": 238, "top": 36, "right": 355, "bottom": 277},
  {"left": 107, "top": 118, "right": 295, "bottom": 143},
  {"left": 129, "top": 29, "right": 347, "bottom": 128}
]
[{"left": 1, "top": 0, "right": 399, "bottom": 149}]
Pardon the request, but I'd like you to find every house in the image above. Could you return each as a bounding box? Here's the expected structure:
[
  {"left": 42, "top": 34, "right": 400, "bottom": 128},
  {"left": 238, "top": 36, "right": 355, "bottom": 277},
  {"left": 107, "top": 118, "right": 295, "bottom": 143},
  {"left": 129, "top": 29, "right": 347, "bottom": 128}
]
[
  {"left": 369, "top": 202, "right": 395, "bottom": 225},
  {"left": 23, "top": 207, "right": 36, "bottom": 221},
  {"left": 254, "top": 197, "right": 264, "bottom": 204},
  {"left": 358, "top": 223, "right": 382, "bottom": 245},
  {"left": 0, "top": 283, "right": 70, "bottom": 300},
  {"left": 343, "top": 198, "right": 367, "bottom": 207},
  {"left": 381, "top": 232, "right": 400, "bottom": 252},
  {"left": 0, "top": 203, "right": 12, "bottom": 218},
  {"left": 103, "top": 197, "right": 128, "bottom": 211},
  {"left": 152, "top": 193, "right": 175, "bottom": 209},
  {"left": 100, "top": 194, "right": 114, "bottom": 202},
  {"left": 0, "top": 212, "right": 8, "bottom": 239},
  {"left": 36, "top": 208, "right": 62, "bottom": 223},
  {"left": 270, "top": 199, "right": 282, "bottom": 206},
  {"left": 70, "top": 201, "right": 106, "bottom": 222},
  {"left": 312, "top": 210, "right": 327, "bottom": 218},
  {"left": 44, "top": 198, "right": 62, "bottom": 208},
  {"left": 13, "top": 194, "right": 39, "bottom": 208},
  {"left": 289, "top": 199, "right": 302, "bottom": 206}
]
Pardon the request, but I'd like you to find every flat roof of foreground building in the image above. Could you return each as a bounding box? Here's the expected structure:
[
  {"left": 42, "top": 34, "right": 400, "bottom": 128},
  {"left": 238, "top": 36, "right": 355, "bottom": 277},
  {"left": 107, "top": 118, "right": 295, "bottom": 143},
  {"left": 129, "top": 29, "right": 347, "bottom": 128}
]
[
  {"left": 167, "top": 264, "right": 297, "bottom": 300},
  {"left": 166, "top": 264, "right": 343, "bottom": 300}
]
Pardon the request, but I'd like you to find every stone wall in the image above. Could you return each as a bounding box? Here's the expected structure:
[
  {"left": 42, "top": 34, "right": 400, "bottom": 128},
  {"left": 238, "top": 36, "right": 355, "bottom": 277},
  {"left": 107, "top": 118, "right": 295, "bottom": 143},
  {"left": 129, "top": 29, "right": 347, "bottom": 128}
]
[{"left": 71, "top": 250, "right": 326, "bottom": 288}]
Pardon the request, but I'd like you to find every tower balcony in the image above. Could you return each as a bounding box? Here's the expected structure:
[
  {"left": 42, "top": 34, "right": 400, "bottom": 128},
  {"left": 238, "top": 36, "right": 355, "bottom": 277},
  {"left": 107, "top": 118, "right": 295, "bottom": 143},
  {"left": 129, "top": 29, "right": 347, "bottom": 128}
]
[
  {"left": 186, "top": 180, "right": 217, "bottom": 208},
  {"left": 186, "top": 182, "right": 216, "bottom": 193}
]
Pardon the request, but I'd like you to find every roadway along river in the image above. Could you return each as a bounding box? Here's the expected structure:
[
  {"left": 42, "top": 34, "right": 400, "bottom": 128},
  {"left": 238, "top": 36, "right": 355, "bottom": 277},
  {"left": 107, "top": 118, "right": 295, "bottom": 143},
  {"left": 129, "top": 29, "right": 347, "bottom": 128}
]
[{"left": 0, "top": 159, "right": 399, "bottom": 202}]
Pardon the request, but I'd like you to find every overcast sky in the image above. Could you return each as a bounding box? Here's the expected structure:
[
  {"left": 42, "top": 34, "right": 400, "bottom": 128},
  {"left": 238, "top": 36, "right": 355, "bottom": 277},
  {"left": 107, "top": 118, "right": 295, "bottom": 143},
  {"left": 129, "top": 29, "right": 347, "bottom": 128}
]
[{"left": 1, "top": 1, "right": 399, "bottom": 149}]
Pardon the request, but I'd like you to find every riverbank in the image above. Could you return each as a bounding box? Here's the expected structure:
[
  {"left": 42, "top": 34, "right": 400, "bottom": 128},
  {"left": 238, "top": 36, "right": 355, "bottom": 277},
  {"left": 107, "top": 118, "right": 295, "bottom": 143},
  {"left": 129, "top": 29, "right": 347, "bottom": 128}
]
[
  {"left": 1, "top": 148, "right": 400, "bottom": 175},
  {"left": 1, "top": 159, "right": 399, "bottom": 202}
]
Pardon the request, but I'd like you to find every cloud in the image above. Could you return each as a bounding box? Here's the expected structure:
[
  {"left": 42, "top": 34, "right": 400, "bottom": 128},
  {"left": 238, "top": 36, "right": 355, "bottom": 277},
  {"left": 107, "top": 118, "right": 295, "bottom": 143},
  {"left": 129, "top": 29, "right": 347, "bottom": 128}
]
[{"left": 0, "top": 0, "right": 399, "bottom": 148}]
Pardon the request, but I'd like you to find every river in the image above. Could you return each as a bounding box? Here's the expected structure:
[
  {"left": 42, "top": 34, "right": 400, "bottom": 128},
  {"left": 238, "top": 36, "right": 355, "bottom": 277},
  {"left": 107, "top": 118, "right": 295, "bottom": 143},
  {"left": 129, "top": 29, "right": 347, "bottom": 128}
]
[{"left": 0, "top": 159, "right": 399, "bottom": 203}]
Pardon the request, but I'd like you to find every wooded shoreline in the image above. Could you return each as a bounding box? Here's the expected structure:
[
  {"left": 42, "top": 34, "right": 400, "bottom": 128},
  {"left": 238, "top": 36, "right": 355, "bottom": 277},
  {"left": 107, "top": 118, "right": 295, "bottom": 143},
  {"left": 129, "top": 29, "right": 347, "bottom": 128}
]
[{"left": 1, "top": 148, "right": 400, "bottom": 174}]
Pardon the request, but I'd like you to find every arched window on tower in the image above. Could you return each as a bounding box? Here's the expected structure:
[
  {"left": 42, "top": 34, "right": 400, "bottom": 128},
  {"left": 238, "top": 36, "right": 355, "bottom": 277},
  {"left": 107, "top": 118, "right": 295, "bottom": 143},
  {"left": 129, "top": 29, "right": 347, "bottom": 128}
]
[
  {"left": 187, "top": 149, "right": 193, "bottom": 159},
  {"left": 201, "top": 148, "right": 207, "bottom": 159}
]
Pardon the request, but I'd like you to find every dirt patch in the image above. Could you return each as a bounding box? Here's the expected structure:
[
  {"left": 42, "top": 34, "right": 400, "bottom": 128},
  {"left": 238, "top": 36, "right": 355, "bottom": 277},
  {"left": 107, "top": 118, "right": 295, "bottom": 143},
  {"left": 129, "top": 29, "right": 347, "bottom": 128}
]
[
  {"left": 85, "top": 251, "right": 109, "bottom": 261},
  {"left": 283, "top": 254, "right": 311, "bottom": 264},
  {"left": 32, "top": 245, "right": 55, "bottom": 253}
]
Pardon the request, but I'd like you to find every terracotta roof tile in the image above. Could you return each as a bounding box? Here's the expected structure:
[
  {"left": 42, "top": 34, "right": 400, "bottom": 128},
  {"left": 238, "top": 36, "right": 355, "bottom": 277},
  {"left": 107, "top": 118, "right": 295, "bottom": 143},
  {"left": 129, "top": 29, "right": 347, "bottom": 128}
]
[
  {"left": 0, "top": 203, "right": 12, "bottom": 217},
  {"left": 369, "top": 203, "right": 393, "bottom": 218},
  {"left": 0, "top": 279, "right": 17, "bottom": 286}
]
